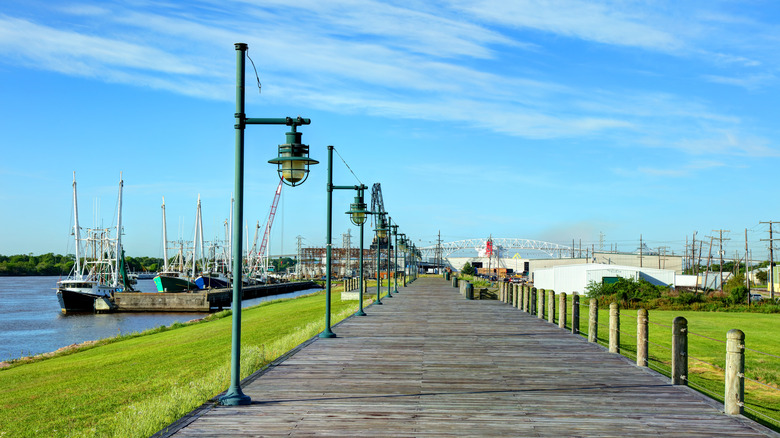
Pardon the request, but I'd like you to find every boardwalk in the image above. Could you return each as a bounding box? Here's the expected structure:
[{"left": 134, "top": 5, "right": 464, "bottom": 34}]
[{"left": 164, "top": 278, "right": 777, "bottom": 437}]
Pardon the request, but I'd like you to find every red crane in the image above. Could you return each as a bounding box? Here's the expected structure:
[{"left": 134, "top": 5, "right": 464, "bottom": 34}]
[{"left": 258, "top": 179, "right": 283, "bottom": 263}]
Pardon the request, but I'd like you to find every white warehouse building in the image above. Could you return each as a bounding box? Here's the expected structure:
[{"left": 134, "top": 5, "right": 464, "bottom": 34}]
[{"left": 533, "top": 263, "right": 695, "bottom": 294}]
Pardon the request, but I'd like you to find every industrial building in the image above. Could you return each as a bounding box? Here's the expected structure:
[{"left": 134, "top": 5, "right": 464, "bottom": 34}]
[{"left": 532, "top": 263, "right": 696, "bottom": 294}]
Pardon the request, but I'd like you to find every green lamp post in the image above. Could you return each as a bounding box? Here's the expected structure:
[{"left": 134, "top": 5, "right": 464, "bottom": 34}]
[
  {"left": 221, "top": 43, "right": 318, "bottom": 407},
  {"left": 398, "top": 234, "right": 407, "bottom": 287},
  {"left": 386, "top": 217, "right": 395, "bottom": 298},
  {"left": 374, "top": 212, "right": 388, "bottom": 303},
  {"left": 391, "top": 223, "right": 399, "bottom": 294},
  {"left": 322, "top": 145, "right": 368, "bottom": 337},
  {"left": 346, "top": 186, "right": 370, "bottom": 316}
]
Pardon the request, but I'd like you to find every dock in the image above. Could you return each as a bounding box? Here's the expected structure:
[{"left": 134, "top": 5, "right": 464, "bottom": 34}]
[
  {"left": 112, "top": 281, "right": 321, "bottom": 312},
  {"left": 160, "top": 277, "right": 777, "bottom": 436}
]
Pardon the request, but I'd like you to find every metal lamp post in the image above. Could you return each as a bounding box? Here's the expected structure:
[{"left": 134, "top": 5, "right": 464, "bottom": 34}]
[
  {"left": 346, "top": 186, "right": 370, "bottom": 316},
  {"left": 385, "top": 217, "right": 394, "bottom": 298},
  {"left": 322, "top": 145, "right": 368, "bottom": 337},
  {"left": 398, "top": 234, "right": 407, "bottom": 287},
  {"left": 374, "top": 212, "right": 388, "bottom": 303},
  {"left": 391, "top": 223, "right": 399, "bottom": 294},
  {"left": 221, "top": 43, "right": 318, "bottom": 407}
]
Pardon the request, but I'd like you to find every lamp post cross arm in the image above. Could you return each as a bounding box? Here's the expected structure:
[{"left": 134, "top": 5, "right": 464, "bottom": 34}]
[
  {"left": 331, "top": 184, "right": 364, "bottom": 191},
  {"left": 245, "top": 116, "right": 311, "bottom": 126}
]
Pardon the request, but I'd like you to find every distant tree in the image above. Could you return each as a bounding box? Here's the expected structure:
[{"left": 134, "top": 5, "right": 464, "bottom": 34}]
[
  {"left": 756, "top": 270, "right": 768, "bottom": 284},
  {"left": 461, "top": 262, "right": 476, "bottom": 276}
]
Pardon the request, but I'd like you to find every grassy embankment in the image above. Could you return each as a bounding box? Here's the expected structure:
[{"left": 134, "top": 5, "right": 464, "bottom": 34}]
[
  {"left": 559, "top": 303, "right": 780, "bottom": 430},
  {"left": 0, "top": 281, "right": 388, "bottom": 437}
]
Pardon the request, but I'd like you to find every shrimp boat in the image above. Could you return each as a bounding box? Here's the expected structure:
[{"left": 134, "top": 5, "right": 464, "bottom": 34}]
[{"left": 57, "top": 173, "right": 133, "bottom": 313}]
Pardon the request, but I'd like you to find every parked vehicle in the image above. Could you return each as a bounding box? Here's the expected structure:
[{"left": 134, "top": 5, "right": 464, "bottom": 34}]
[{"left": 750, "top": 293, "right": 763, "bottom": 302}]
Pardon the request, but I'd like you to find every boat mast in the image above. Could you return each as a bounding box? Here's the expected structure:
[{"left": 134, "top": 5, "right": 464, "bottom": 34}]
[
  {"left": 198, "top": 195, "right": 205, "bottom": 273},
  {"left": 72, "top": 172, "right": 82, "bottom": 279},
  {"left": 162, "top": 197, "right": 169, "bottom": 272},
  {"left": 192, "top": 194, "right": 202, "bottom": 278},
  {"left": 115, "top": 172, "right": 123, "bottom": 285}
]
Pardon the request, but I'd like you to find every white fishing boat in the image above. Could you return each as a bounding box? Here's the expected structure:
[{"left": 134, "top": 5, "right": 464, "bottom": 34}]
[{"left": 57, "top": 172, "right": 133, "bottom": 313}]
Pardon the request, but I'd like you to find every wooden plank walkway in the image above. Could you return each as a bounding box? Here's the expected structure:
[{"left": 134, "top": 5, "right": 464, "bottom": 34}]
[{"left": 164, "top": 277, "right": 778, "bottom": 437}]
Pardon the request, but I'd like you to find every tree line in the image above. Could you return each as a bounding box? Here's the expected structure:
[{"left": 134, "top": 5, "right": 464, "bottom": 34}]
[{"left": 0, "top": 254, "right": 163, "bottom": 276}]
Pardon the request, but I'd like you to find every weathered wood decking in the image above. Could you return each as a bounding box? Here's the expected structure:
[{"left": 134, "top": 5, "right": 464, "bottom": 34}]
[{"left": 164, "top": 278, "right": 778, "bottom": 437}]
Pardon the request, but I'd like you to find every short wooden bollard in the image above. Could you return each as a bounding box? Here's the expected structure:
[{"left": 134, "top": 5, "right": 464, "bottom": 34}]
[
  {"left": 452, "top": 276, "right": 458, "bottom": 288},
  {"left": 558, "top": 292, "right": 567, "bottom": 329},
  {"left": 672, "top": 316, "right": 688, "bottom": 385},
  {"left": 637, "top": 309, "right": 648, "bottom": 367},
  {"left": 547, "top": 290, "right": 555, "bottom": 324},
  {"left": 522, "top": 285, "right": 527, "bottom": 311},
  {"left": 530, "top": 288, "right": 537, "bottom": 315},
  {"left": 588, "top": 299, "right": 598, "bottom": 343},
  {"left": 725, "top": 329, "right": 745, "bottom": 415},
  {"left": 537, "top": 288, "right": 545, "bottom": 319},
  {"left": 572, "top": 292, "right": 579, "bottom": 334},
  {"left": 609, "top": 302, "right": 619, "bottom": 353},
  {"left": 514, "top": 284, "right": 520, "bottom": 308}
]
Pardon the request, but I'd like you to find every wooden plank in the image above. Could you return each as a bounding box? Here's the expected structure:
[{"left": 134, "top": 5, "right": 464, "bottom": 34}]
[{"left": 162, "top": 278, "right": 779, "bottom": 437}]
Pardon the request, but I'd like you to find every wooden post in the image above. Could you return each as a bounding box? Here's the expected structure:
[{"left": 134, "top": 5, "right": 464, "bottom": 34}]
[
  {"left": 537, "top": 288, "right": 545, "bottom": 319},
  {"left": 588, "top": 299, "right": 598, "bottom": 343},
  {"left": 725, "top": 329, "right": 745, "bottom": 415},
  {"left": 637, "top": 309, "right": 648, "bottom": 367},
  {"left": 530, "top": 288, "right": 537, "bottom": 315},
  {"left": 672, "top": 316, "right": 688, "bottom": 385},
  {"left": 547, "top": 289, "right": 555, "bottom": 324},
  {"left": 609, "top": 302, "right": 619, "bottom": 353},
  {"left": 572, "top": 292, "right": 580, "bottom": 334},
  {"left": 514, "top": 284, "right": 520, "bottom": 308},
  {"left": 558, "top": 292, "right": 567, "bottom": 329},
  {"left": 522, "top": 285, "right": 528, "bottom": 312}
]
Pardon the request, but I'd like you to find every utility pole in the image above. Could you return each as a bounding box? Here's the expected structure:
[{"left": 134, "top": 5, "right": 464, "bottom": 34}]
[
  {"left": 691, "top": 232, "right": 697, "bottom": 275},
  {"left": 343, "top": 229, "right": 351, "bottom": 277},
  {"left": 703, "top": 236, "right": 713, "bottom": 291},
  {"left": 745, "top": 229, "right": 749, "bottom": 293},
  {"left": 296, "top": 235, "right": 303, "bottom": 278},
  {"left": 657, "top": 246, "right": 668, "bottom": 269},
  {"left": 712, "top": 230, "right": 730, "bottom": 291},
  {"left": 435, "top": 230, "right": 443, "bottom": 273},
  {"left": 760, "top": 221, "right": 775, "bottom": 300},
  {"left": 639, "top": 234, "right": 643, "bottom": 268}
]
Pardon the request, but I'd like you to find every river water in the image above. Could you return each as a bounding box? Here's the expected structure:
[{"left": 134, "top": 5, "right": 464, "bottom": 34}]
[{"left": 0, "top": 276, "right": 320, "bottom": 362}]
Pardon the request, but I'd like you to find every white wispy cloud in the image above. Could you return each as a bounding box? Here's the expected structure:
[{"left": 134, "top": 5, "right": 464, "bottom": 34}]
[
  {"left": 0, "top": 1, "right": 775, "bottom": 154},
  {"left": 447, "top": 0, "right": 682, "bottom": 51}
]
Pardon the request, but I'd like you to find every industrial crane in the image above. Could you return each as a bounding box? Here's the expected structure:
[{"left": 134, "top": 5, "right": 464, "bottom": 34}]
[{"left": 246, "top": 180, "right": 283, "bottom": 280}]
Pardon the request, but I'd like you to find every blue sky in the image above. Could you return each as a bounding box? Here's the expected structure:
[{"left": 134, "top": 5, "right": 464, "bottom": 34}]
[{"left": 1, "top": 0, "right": 778, "bottom": 261}]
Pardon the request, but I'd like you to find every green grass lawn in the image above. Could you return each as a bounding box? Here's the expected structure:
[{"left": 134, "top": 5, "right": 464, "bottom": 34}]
[
  {"left": 0, "top": 287, "right": 381, "bottom": 437},
  {"left": 545, "top": 297, "right": 780, "bottom": 430}
]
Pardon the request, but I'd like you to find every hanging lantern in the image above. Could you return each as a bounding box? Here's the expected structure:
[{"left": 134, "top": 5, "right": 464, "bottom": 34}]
[
  {"left": 346, "top": 194, "right": 369, "bottom": 226},
  {"left": 268, "top": 130, "right": 318, "bottom": 186}
]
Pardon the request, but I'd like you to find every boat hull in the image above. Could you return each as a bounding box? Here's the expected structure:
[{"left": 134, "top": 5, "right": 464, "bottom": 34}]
[
  {"left": 154, "top": 275, "right": 198, "bottom": 292},
  {"left": 56, "top": 289, "right": 98, "bottom": 313},
  {"left": 194, "top": 276, "right": 229, "bottom": 290}
]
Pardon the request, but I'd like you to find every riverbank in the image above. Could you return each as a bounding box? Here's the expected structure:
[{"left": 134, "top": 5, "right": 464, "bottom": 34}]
[{"left": 0, "top": 284, "right": 382, "bottom": 437}]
